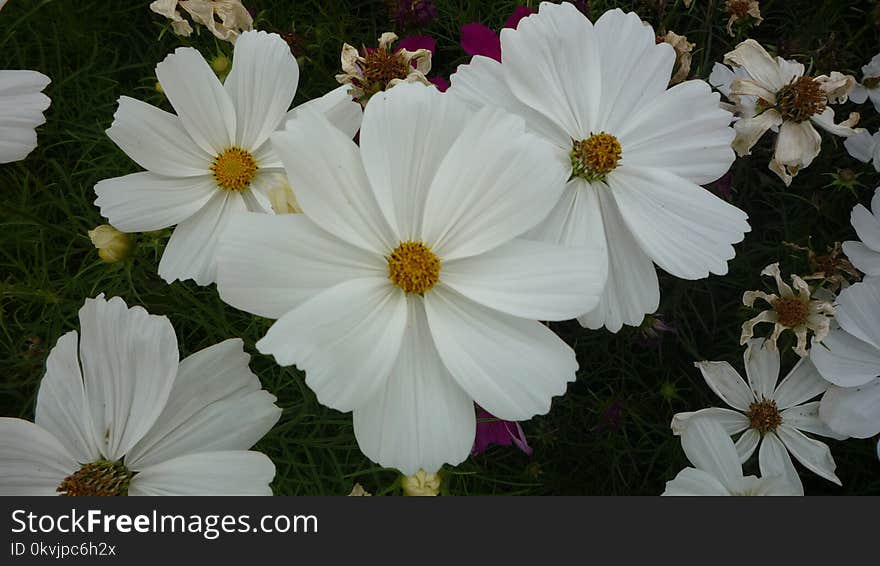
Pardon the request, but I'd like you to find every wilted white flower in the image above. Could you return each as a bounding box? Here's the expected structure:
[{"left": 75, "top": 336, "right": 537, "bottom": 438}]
[
  {"left": 150, "top": 0, "right": 253, "bottom": 43},
  {"left": 336, "top": 32, "right": 432, "bottom": 106},
  {"left": 658, "top": 31, "right": 695, "bottom": 85},
  {"left": 724, "top": 0, "right": 763, "bottom": 37},
  {"left": 742, "top": 263, "right": 835, "bottom": 357}
]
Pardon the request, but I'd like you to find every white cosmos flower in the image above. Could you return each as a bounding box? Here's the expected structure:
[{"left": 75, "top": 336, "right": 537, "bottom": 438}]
[
  {"left": 850, "top": 52, "right": 880, "bottom": 112},
  {"left": 0, "top": 295, "right": 281, "bottom": 496},
  {"left": 94, "top": 30, "right": 362, "bottom": 286},
  {"left": 844, "top": 129, "right": 880, "bottom": 172},
  {"left": 0, "top": 70, "right": 50, "bottom": 164},
  {"left": 841, "top": 187, "right": 880, "bottom": 279},
  {"left": 718, "top": 39, "right": 861, "bottom": 186},
  {"left": 448, "top": 3, "right": 749, "bottom": 332},
  {"left": 812, "top": 278, "right": 880, "bottom": 441},
  {"left": 664, "top": 417, "right": 802, "bottom": 496},
  {"left": 672, "top": 339, "right": 842, "bottom": 491},
  {"left": 216, "top": 82, "right": 605, "bottom": 474}
]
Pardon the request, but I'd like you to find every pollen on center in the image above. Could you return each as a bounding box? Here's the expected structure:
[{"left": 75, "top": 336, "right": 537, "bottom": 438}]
[
  {"left": 388, "top": 241, "right": 441, "bottom": 294},
  {"left": 571, "top": 132, "right": 622, "bottom": 182},
  {"left": 212, "top": 147, "right": 258, "bottom": 192}
]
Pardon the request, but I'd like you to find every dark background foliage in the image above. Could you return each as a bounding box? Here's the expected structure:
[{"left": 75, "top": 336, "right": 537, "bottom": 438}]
[{"left": 1, "top": 0, "right": 878, "bottom": 494}]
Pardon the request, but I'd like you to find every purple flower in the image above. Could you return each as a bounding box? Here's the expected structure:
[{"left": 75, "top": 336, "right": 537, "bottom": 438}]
[
  {"left": 472, "top": 407, "right": 533, "bottom": 456},
  {"left": 390, "top": 0, "right": 439, "bottom": 29},
  {"left": 460, "top": 5, "right": 535, "bottom": 62}
]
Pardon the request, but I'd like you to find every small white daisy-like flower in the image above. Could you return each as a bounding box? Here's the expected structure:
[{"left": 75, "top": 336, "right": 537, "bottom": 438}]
[
  {"left": 718, "top": 39, "right": 861, "bottom": 186},
  {"left": 448, "top": 3, "right": 749, "bottom": 333},
  {"left": 94, "top": 31, "right": 361, "bottom": 286},
  {"left": 672, "top": 339, "right": 843, "bottom": 491},
  {"left": 844, "top": 129, "right": 880, "bottom": 172},
  {"left": 742, "top": 262, "right": 835, "bottom": 357},
  {"left": 664, "top": 417, "right": 802, "bottom": 496},
  {"left": 849, "top": 52, "right": 880, "bottom": 112},
  {"left": 0, "top": 295, "right": 281, "bottom": 496},
  {"left": 0, "top": 70, "right": 50, "bottom": 164},
  {"left": 335, "top": 32, "right": 432, "bottom": 106},
  {"left": 812, "top": 278, "right": 880, "bottom": 441},
  {"left": 150, "top": 0, "right": 253, "bottom": 42},
  {"left": 217, "top": 83, "right": 605, "bottom": 474},
  {"left": 841, "top": 187, "right": 880, "bottom": 280}
]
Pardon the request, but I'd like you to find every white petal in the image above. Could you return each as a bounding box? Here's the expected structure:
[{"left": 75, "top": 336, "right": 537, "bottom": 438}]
[
  {"left": 425, "top": 286, "right": 575, "bottom": 421},
  {"left": 731, "top": 109, "right": 783, "bottom": 156},
  {"left": 621, "top": 80, "right": 735, "bottom": 185},
  {"left": 0, "top": 418, "right": 77, "bottom": 496},
  {"left": 819, "top": 380, "right": 880, "bottom": 438},
  {"left": 670, "top": 407, "right": 750, "bottom": 435},
  {"left": 758, "top": 431, "right": 802, "bottom": 492},
  {"left": 287, "top": 84, "right": 362, "bottom": 139},
  {"left": 851, "top": 202, "right": 880, "bottom": 254},
  {"left": 442, "top": 238, "right": 603, "bottom": 320},
  {"left": 224, "top": 31, "right": 299, "bottom": 150},
  {"left": 359, "top": 82, "right": 471, "bottom": 240},
  {"left": 694, "top": 360, "right": 754, "bottom": 411},
  {"left": 610, "top": 166, "right": 750, "bottom": 279},
  {"left": 155, "top": 46, "right": 235, "bottom": 154},
  {"left": 724, "top": 39, "right": 786, "bottom": 92},
  {"left": 812, "top": 329, "right": 880, "bottom": 388},
  {"left": 129, "top": 451, "right": 274, "bottom": 495},
  {"left": 781, "top": 402, "right": 847, "bottom": 440},
  {"left": 125, "top": 339, "right": 281, "bottom": 470},
  {"left": 270, "top": 111, "right": 394, "bottom": 253},
  {"left": 776, "top": 424, "right": 841, "bottom": 485},
  {"left": 77, "top": 295, "right": 178, "bottom": 461},
  {"left": 743, "top": 338, "right": 780, "bottom": 401},
  {"left": 680, "top": 417, "right": 744, "bottom": 489},
  {"left": 34, "top": 330, "right": 101, "bottom": 464},
  {"left": 447, "top": 55, "right": 569, "bottom": 146},
  {"left": 592, "top": 9, "right": 676, "bottom": 134},
  {"left": 257, "top": 278, "right": 407, "bottom": 412},
  {"left": 0, "top": 70, "right": 50, "bottom": 163},
  {"left": 834, "top": 278, "right": 880, "bottom": 349},
  {"left": 93, "top": 172, "right": 216, "bottom": 232},
  {"left": 774, "top": 120, "right": 822, "bottom": 172},
  {"left": 106, "top": 96, "right": 213, "bottom": 177},
  {"left": 843, "top": 241, "right": 880, "bottom": 276},
  {"left": 774, "top": 356, "right": 831, "bottom": 408},
  {"left": 577, "top": 186, "right": 659, "bottom": 332},
  {"left": 353, "top": 297, "right": 475, "bottom": 475},
  {"left": 500, "top": 2, "right": 599, "bottom": 138},
  {"left": 843, "top": 129, "right": 877, "bottom": 164},
  {"left": 218, "top": 212, "right": 385, "bottom": 318},
  {"left": 421, "top": 106, "right": 569, "bottom": 260},
  {"left": 810, "top": 107, "right": 860, "bottom": 138},
  {"left": 663, "top": 467, "right": 730, "bottom": 496},
  {"left": 526, "top": 179, "right": 603, "bottom": 247},
  {"left": 736, "top": 429, "right": 761, "bottom": 462},
  {"left": 158, "top": 190, "right": 246, "bottom": 286}
]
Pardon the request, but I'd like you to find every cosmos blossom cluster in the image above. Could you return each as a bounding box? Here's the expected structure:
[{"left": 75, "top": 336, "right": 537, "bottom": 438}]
[{"left": 0, "top": 0, "right": 877, "bottom": 497}]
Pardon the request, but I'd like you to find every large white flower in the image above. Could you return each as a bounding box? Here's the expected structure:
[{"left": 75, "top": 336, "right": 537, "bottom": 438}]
[
  {"left": 0, "top": 295, "right": 281, "bottom": 495},
  {"left": 812, "top": 278, "right": 880, "bottom": 441},
  {"left": 840, "top": 187, "right": 880, "bottom": 280},
  {"left": 448, "top": 3, "right": 749, "bottom": 332},
  {"left": 94, "top": 30, "right": 362, "bottom": 286},
  {"left": 0, "top": 70, "right": 50, "bottom": 164},
  {"left": 717, "top": 39, "right": 860, "bottom": 186},
  {"left": 216, "top": 82, "right": 605, "bottom": 474},
  {"left": 672, "top": 339, "right": 842, "bottom": 490},
  {"left": 664, "top": 417, "right": 802, "bottom": 496},
  {"left": 849, "top": 52, "right": 880, "bottom": 112}
]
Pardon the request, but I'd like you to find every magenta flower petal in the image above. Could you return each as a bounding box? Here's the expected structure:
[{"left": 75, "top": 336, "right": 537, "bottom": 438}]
[
  {"left": 503, "top": 5, "right": 536, "bottom": 30},
  {"left": 397, "top": 34, "right": 436, "bottom": 54},
  {"left": 460, "top": 22, "right": 502, "bottom": 62},
  {"left": 472, "top": 407, "right": 532, "bottom": 456},
  {"left": 429, "top": 76, "right": 450, "bottom": 92}
]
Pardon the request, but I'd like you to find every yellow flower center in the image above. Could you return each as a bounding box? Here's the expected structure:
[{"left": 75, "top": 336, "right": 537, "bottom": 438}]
[
  {"left": 773, "top": 296, "right": 809, "bottom": 328},
  {"left": 776, "top": 76, "right": 826, "bottom": 122},
  {"left": 57, "top": 460, "right": 133, "bottom": 496},
  {"left": 388, "top": 241, "right": 440, "bottom": 294},
  {"left": 212, "top": 147, "right": 258, "bottom": 191},
  {"left": 570, "top": 132, "right": 622, "bottom": 182},
  {"left": 746, "top": 399, "right": 782, "bottom": 435}
]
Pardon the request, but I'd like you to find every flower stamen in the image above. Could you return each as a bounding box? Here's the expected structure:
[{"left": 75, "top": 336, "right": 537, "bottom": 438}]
[
  {"left": 773, "top": 296, "right": 809, "bottom": 328},
  {"left": 57, "top": 460, "right": 133, "bottom": 496},
  {"left": 776, "top": 76, "right": 826, "bottom": 122},
  {"left": 746, "top": 399, "right": 782, "bottom": 435},
  {"left": 212, "top": 147, "right": 258, "bottom": 192},
  {"left": 571, "top": 132, "right": 622, "bottom": 182},
  {"left": 388, "top": 241, "right": 440, "bottom": 294}
]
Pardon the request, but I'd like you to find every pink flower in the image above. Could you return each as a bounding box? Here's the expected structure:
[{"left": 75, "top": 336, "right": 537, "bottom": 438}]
[
  {"left": 460, "top": 5, "right": 535, "bottom": 62},
  {"left": 472, "top": 407, "right": 533, "bottom": 456}
]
